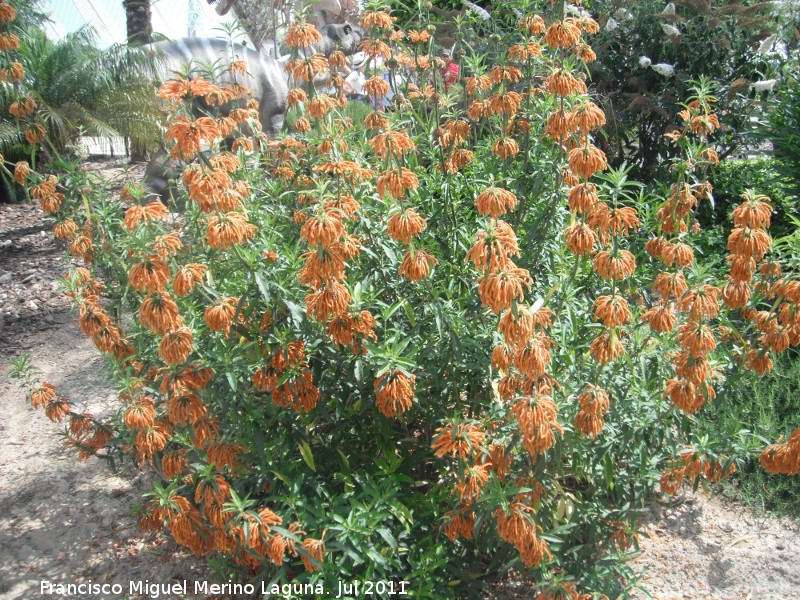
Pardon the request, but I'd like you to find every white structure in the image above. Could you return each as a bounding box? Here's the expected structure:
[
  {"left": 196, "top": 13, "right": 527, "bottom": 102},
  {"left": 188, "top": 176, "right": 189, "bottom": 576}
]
[{"left": 42, "top": 0, "right": 242, "bottom": 48}]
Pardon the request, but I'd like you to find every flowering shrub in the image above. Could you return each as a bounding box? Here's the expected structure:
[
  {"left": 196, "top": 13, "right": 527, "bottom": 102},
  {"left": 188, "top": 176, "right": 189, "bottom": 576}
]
[{"left": 4, "top": 1, "right": 800, "bottom": 597}]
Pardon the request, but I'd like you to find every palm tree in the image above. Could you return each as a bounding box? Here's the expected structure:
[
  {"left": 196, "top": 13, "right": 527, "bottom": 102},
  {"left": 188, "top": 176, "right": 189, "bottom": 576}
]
[
  {"left": 123, "top": 0, "right": 152, "bottom": 45},
  {"left": 0, "top": 25, "right": 161, "bottom": 163}
]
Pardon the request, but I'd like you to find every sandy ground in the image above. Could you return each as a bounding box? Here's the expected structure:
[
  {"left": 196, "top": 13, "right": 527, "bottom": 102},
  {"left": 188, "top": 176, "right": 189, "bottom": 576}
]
[{"left": 1, "top": 175, "right": 799, "bottom": 599}]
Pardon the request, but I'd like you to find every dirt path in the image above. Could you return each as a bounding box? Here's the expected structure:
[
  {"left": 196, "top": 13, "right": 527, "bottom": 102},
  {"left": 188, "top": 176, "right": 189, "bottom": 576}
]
[{"left": 1, "top": 190, "right": 798, "bottom": 600}]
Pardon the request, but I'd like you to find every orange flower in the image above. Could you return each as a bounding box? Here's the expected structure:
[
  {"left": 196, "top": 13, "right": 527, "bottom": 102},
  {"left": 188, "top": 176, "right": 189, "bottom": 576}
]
[
  {"left": 722, "top": 278, "right": 751, "bottom": 309},
  {"left": 727, "top": 226, "right": 772, "bottom": 261},
  {"left": 364, "top": 76, "right": 390, "bottom": 99},
  {"left": 567, "top": 182, "right": 598, "bottom": 214},
  {"left": 157, "top": 76, "right": 219, "bottom": 101},
  {"left": 0, "top": 2, "right": 15, "bottom": 22},
  {"left": 134, "top": 425, "right": 169, "bottom": 464},
  {"left": 732, "top": 193, "right": 772, "bottom": 229},
  {"left": 519, "top": 15, "right": 546, "bottom": 35},
  {"left": 497, "top": 309, "right": 535, "bottom": 350},
  {"left": 572, "top": 101, "right": 606, "bottom": 133},
  {"left": 475, "top": 187, "right": 518, "bottom": 219},
  {"left": 676, "top": 285, "right": 720, "bottom": 319},
  {"left": 545, "top": 69, "right": 585, "bottom": 97},
  {"left": 360, "top": 9, "right": 395, "bottom": 29},
  {"left": 165, "top": 116, "right": 221, "bottom": 160},
  {"left": 25, "top": 123, "right": 47, "bottom": 145},
  {"left": 173, "top": 263, "right": 207, "bottom": 297},
  {"left": 30, "top": 382, "right": 57, "bottom": 409},
  {"left": 307, "top": 94, "right": 336, "bottom": 119},
  {"left": 489, "top": 65, "right": 523, "bottom": 85},
  {"left": 124, "top": 201, "right": 169, "bottom": 230},
  {"left": 507, "top": 43, "right": 541, "bottom": 63},
  {"left": 376, "top": 168, "right": 419, "bottom": 200},
  {"left": 608, "top": 206, "right": 640, "bottom": 236},
  {"left": 574, "top": 384, "right": 610, "bottom": 439},
  {"left": 287, "top": 88, "right": 308, "bottom": 106},
  {"left": 568, "top": 142, "right": 607, "bottom": 179},
  {"left": 300, "top": 246, "right": 346, "bottom": 288},
  {"left": 204, "top": 297, "right": 239, "bottom": 335},
  {"left": 645, "top": 236, "right": 668, "bottom": 259},
  {"left": 301, "top": 535, "right": 326, "bottom": 573},
  {"left": 0, "top": 61, "right": 24, "bottom": 82},
  {"left": 374, "top": 369, "right": 415, "bottom": 417},
  {"left": 399, "top": 248, "right": 437, "bottom": 281},
  {"left": 166, "top": 393, "right": 207, "bottom": 425},
  {"left": 544, "top": 20, "right": 581, "bottom": 48},
  {"left": 407, "top": 29, "right": 430, "bottom": 43},
  {"left": 8, "top": 96, "right": 36, "bottom": 118},
  {"left": 300, "top": 212, "right": 345, "bottom": 246},
  {"left": 129, "top": 255, "right": 170, "bottom": 293},
  {"left": 563, "top": 222, "right": 597, "bottom": 256},
  {"left": 593, "top": 248, "right": 636, "bottom": 280},
  {"left": 53, "top": 219, "right": 79, "bottom": 241},
  {"left": 513, "top": 334, "right": 552, "bottom": 378},
  {"left": 664, "top": 378, "right": 705, "bottom": 413},
  {"left": 13, "top": 161, "right": 30, "bottom": 185},
  {"left": 659, "top": 242, "right": 691, "bottom": 268},
  {"left": 593, "top": 294, "right": 632, "bottom": 328},
  {"left": 285, "top": 21, "right": 323, "bottom": 48},
  {"left": 467, "top": 220, "right": 520, "bottom": 271},
  {"left": 284, "top": 55, "right": 329, "bottom": 82},
  {"left": 432, "top": 422, "right": 486, "bottom": 459},
  {"left": 641, "top": 303, "right": 677, "bottom": 333},
  {"left": 454, "top": 464, "right": 491, "bottom": 505},
  {"left": 489, "top": 136, "right": 519, "bottom": 161},
  {"left": 590, "top": 330, "right": 624, "bottom": 365},
  {"left": 387, "top": 208, "right": 426, "bottom": 243},
  {"left": 368, "top": 128, "right": 416, "bottom": 161},
  {"left": 652, "top": 271, "right": 688, "bottom": 300},
  {"left": 306, "top": 281, "right": 351, "bottom": 321},
  {"left": 487, "top": 91, "right": 522, "bottom": 116},
  {"left": 140, "top": 291, "right": 183, "bottom": 335},
  {"left": 478, "top": 266, "right": 532, "bottom": 314},
  {"left": 124, "top": 396, "right": 156, "bottom": 430},
  {"left": 159, "top": 327, "right": 194, "bottom": 364},
  {"left": 205, "top": 212, "right": 257, "bottom": 249},
  {"left": 443, "top": 509, "right": 476, "bottom": 541},
  {"left": 162, "top": 449, "right": 189, "bottom": 479}
]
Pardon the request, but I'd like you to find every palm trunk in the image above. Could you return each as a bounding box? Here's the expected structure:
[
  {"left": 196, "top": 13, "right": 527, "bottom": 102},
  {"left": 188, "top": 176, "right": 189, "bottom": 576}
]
[{"left": 123, "top": 0, "right": 152, "bottom": 161}]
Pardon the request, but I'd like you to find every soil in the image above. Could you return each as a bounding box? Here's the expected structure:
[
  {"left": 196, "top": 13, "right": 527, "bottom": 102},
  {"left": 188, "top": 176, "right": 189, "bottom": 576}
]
[{"left": 0, "top": 158, "right": 798, "bottom": 599}]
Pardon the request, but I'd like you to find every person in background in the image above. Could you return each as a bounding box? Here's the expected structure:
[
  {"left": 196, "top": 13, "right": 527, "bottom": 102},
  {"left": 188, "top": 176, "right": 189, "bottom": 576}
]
[
  {"left": 344, "top": 52, "right": 367, "bottom": 103},
  {"left": 440, "top": 48, "right": 459, "bottom": 91}
]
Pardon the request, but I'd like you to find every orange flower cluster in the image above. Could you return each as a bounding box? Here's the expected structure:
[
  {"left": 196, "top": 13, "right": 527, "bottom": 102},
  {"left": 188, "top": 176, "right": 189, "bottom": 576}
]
[
  {"left": 574, "top": 384, "right": 610, "bottom": 438},
  {"left": 374, "top": 369, "right": 415, "bottom": 417},
  {"left": 660, "top": 450, "right": 735, "bottom": 495},
  {"left": 723, "top": 192, "right": 773, "bottom": 314},
  {"left": 760, "top": 429, "right": 800, "bottom": 476},
  {"left": 165, "top": 116, "right": 221, "bottom": 161},
  {"left": 285, "top": 21, "right": 323, "bottom": 49},
  {"left": 28, "top": 174, "right": 64, "bottom": 215},
  {"left": 495, "top": 502, "right": 551, "bottom": 567},
  {"left": 252, "top": 342, "right": 320, "bottom": 413}
]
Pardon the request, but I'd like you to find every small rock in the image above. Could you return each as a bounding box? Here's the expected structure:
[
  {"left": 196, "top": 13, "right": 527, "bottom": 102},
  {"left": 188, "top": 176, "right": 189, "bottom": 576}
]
[
  {"left": 0, "top": 273, "right": 11, "bottom": 284},
  {"left": 0, "top": 239, "right": 11, "bottom": 249},
  {"left": 26, "top": 301, "right": 38, "bottom": 312}
]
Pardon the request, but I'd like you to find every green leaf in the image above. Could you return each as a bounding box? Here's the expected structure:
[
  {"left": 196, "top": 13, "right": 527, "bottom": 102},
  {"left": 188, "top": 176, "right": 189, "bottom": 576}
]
[{"left": 298, "top": 441, "right": 316, "bottom": 472}]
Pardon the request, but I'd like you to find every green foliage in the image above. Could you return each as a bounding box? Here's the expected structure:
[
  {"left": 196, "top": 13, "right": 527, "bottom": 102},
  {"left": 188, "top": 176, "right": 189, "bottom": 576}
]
[
  {"left": 585, "top": 0, "right": 784, "bottom": 179},
  {"left": 702, "top": 157, "right": 799, "bottom": 240},
  {"left": 8, "top": 2, "right": 800, "bottom": 598},
  {"left": 0, "top": 8, "right": 160, "bottom": 160},
  {"left": 701, "top": 350, "right": 800, "bottom": 520},
  {"left": 760, "top": 65, "right": 800, "bottom": 200}
]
